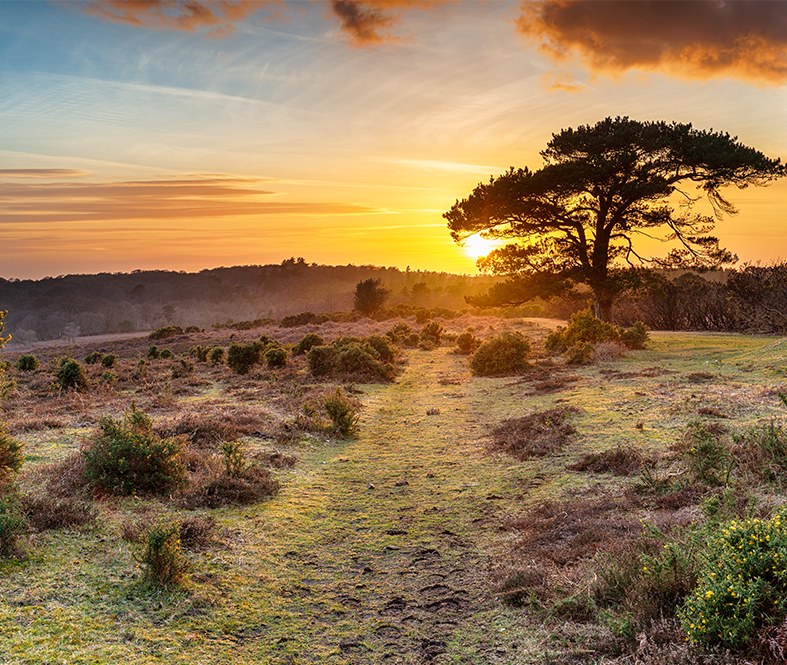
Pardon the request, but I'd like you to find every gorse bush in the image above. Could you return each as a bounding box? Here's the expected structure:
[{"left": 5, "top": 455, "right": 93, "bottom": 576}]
[
  {"left": 0, "top": 496, "right": 25, "bottom": 557},
  {"left": 293, "top": 332, "right": 324, "bottom": 355},
  {"left": 306, "top": 337, "right": 394, "bottom": 381},
  {"left": 148, "top": 326, "right": 183, "bottom": 340},
  {"left": 206, "top": 346, "right": 225, "bottom": 365},
  {"left": 82, "top": 405, "right": 185, "bottom": 496},
  {"left": 54, "top": 358, "right": 89, "bottom": 392},
  {"left": 100, "top": 354, "right": 117, "bottom": 368},
  {"left": 470, "top": 331, "right": 531, "bottom": 376},
  {"left": 221, "top": 441, "right": 246, "bottom": 477},
  {"left": 420, "top": 320, "right": 444, "bottom": 347},
  {"left": 0, "top": 420, "right": 24, "bottom": 484},
  {"left": 188, "top": 345, "right": 209, "bottom": 362},
  {"left": 265, "top": 346, "right": 287, "bottom": 369},
  {"left": 679, "top": 509, "right": 787, "bottom": 649},
  {"left": 137, "top": 523, "right": 188, "bottom": 588},
  {"left": 455, "top": 331, "right": 481, "bottom": 355},
  {"left": 85, "top": 351, "right": 103, "bottom": 365},
  {"left": 364, "top": 335, "right": 396, "bottom": 363},
  {"left": 324, "top": 388, "right": 360, "bottom": 438},
  {"left": 683, "top": 421, "right": 734, "bottom": 486},
  {"left": 159, "top": 348, "right": 174, "bottom": 359},
  {"left": 307, "top": 345, "right": 335, "bottom": 376},
  {"left": 226, "top": 342, "right": 261, "bottom": 375},
  {"left": 16, "top": 354, "right": 39, "bottom": 371},
  {"left": 147, "top": 345, "right": 159, "bottom": 360},
  {"left": 546, "top": 308, "right": 650, "bottom": 359}
]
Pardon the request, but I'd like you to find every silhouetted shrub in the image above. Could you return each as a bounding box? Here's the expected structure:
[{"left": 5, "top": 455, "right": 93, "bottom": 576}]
[
  {"left": 265, "top": 346, "right": 287, "bottom": 368},
  {"left": 324, "top": 388, "right": 360, "bottom": 438},
  {"left": 159, "top": 348, "right": 174, "bottom": 359},
  {"left": 455, "top": 331, "right": 481, "bottom": 355},
  {"left": 365, "top": 335, "right": 396, "bottom": 363},
  {"left": 147, "top": 345, "right": 160, "bottom": 359},
  {"left": 82, "top": 405, "right": 185, "bottom": 496},
  {"left": 149, "top": 326, "right": 183, "bottom": 340},
  {"left": 293, "top": 332, "right": 324, "bottom": 355},
  {"left": 420, "top": 320, "right": 444, "bottom": 345},
  {"left": 470, "top": 331, "right": 531, "bottom": 376},
  {"left": 189, "top": 345, "right": 209, "bottom": 362},
  {"left": 54, "top": 358, "right": 89, "bottom": 392},
  {"left": 16, "top": 354, "right": 39, "bottom": 371},
  {"left": 227, "top": 342, "right": 261, "bottom": 375},
  {"left": 100, "top": 353, "right": 117, "bottom": 368},
  {"left": 546, "top": 307, "right": 649, "bottom": 356}
]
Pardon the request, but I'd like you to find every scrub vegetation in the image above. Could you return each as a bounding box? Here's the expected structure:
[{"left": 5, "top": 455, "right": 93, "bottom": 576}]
[{"left": 1, "top": 311, "right": 786, "bottom": 663}]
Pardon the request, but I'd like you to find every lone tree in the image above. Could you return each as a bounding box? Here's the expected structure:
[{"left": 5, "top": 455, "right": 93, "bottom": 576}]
[
  {"left": 353, "top": 278, "right": 389, "bottom": 316},
  {"left": 445, "top": 117, "right": 784, "bottom": 321}
]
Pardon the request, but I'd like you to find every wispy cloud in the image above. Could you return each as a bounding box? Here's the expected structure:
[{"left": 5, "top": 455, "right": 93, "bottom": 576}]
[
  {"left": 82, "top": 0, "right": 285, "bottom": 37},
  {"left": 0, "top": 174, "right": 375, "bottom": 224},
  {"left": 0, "top": 169, "right": 92, "bottom": 179},
  {"left": 516, "top": 0, "right": 787, "bottom": 85}
]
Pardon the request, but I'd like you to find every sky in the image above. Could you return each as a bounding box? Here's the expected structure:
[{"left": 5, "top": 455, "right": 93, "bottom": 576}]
[{"left": 0, "top": 0, "right": 785, "bottom": 280}]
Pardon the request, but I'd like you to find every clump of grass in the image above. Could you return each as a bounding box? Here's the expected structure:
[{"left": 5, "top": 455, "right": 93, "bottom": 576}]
[
  {"left": 569, "top": 446, "right": 652, "bottom": 476},
  {"left": 19, "top": 493, "right": 96, "bottom": 531},
  {"left": 136, "top": 523, "right": 188, "bottom": 588},
  {"left": 181, "top": 466, "right": 280, "bottom": 508},
  {"left": 489, "top": 406, "right": 578, "bottom": 460},
  {"left": 324, "top": 388, "right": 360, "bottom": 438},
  {"left": 178, "top": 516, "right": 217, "bottom": 550}
]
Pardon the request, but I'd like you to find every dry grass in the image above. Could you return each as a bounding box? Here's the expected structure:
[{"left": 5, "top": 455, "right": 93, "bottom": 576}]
[
  {"left": 489, "top": 406, "right": 579, "bottom": 460},
  {"left": 568, "top": 446, "right": 654, "bottom": 476}
]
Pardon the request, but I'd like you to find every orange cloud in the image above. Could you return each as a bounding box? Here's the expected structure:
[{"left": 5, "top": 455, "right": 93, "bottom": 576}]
[
  {"left": 83, "top": 0, "right": 284, "bottom": 36},
  {"left": 0, "top": 174, "right": 374, "bottom": 224},
  {"left": 516, "top": 0, "right": 787, "bottom": 85}
]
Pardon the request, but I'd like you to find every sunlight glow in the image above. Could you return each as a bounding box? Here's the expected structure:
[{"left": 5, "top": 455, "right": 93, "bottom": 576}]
[{"left": 462, "top": 233, "right": 499, "bottom": 261}]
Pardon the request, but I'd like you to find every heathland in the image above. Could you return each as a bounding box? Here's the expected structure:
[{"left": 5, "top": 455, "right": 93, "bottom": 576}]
[{"left": 1, "top": 313, "right": 787, "bottom": 664}]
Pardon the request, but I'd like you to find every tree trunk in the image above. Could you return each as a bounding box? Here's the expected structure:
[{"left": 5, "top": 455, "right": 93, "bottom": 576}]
[{"left": 594, "top": 292, "right": 614, "bottom": 322}]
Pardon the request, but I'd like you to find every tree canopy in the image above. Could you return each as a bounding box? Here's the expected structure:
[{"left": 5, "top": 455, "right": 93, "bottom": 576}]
[
  {"left": 445, "top": 117, "right": 785, "bottom": 321},
  {"left": 353, "top": 278, "right": 389, "bottom": 316}
]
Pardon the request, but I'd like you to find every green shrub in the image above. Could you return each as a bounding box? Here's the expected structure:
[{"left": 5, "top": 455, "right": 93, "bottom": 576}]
[
  {"left": 147, "top": 345, "right": 160, "bottom": 360},
  {"left": 207, "top": 346, "right": 225, "bottom": 365},
  {"left": 734, "top": 421, "right": 787, "bottom": 489},
  {"left": 683, "top": 421, "right": 734, "bottom": 486},
  {"left": 324, "top": 388, "right": 360, "bottom": 438},
  {"left": 679, "top": 509, "right": 787, "bottom": 649},
  {"left": 546, "top": 307, "right": 649, "bottom": 355},
  {"left": 470, "top": 331, "right": 531, "bottom": 376},
  {"left": 188, "top": 345, "right": 209, "bottom": 362},
  {"left": 84, "top": 351, "right": 103, "bottom": 365},
  {"left": 159, "top": 348, "right": 174, "bottom": 360},
  {"left": 226, "top": 342, "right": 261, "bottom": 375},
  {"left": 55, "top": 358, "right": 89, "bottom": 392},
  {"left": 100, "top": 353, "right": 117, "bottom": 368},
  {"left": 455, "top": 331, "right": 481, "bottom": 355},
  {"left": 82, "top": 406, "right": 185, "bottom": 496},
  {"left": 16, "top": 354, "right": 39, "bottom": 371},
  {"left": 265, "top": 346, "right": 287, "bottom": 369},
  {"left": 386, "top": 322, "right": 413, "bottom": 343},
  {"left": 134, "top": 359, "right": 148, "bottom": 380},
  {"left": 335, "top": 344, "right": 390, "bottom": 379},
  {"left": 293, "top": 332, "right": 324, "bottom": 355},
  {"left": 565, "top": 341, "right": 594, "bottom": 366},
  {"left": 0, "top": 421, "right": 23, "bottom": 484},
  {"left": 184, "top": 325, "right": 202, "bottom": 334},
  {"left": 307, "top": 345, "right": 335, "bottom": 376},
  {"left": 365, "top": 335, "right": 396, "bottom": 363},
  {"left": 148, "top": 326, "right": 183, "bottom": 340},
  {"left": 0, "top": 496, "right": 25, "bottom": 557},
  {"left": 137, "top": 523, "right": 188, "bottom": 588},
  {"left": 101, "top": 370, "right": 118, "bottom": 385},
  {"left": 221, "top": 441, "right": 246, "bottom": 477}
]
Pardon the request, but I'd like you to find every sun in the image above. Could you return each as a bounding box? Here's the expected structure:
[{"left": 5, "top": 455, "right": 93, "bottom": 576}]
[{"left": 462, "top": 233, "right": 499, "bottom": 260}]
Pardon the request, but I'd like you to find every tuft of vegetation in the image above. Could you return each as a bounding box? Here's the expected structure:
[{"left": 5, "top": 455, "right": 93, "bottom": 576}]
[
  {"left": 455, "top": 330, "right": 481, "bottom": 355},
  {"left": 470, "top": 330, "right": 531, "bottom": 376},
  {"left": 265, "top": 346, "right": 287, "bottom": 369},
  {"left": 100, "top": 353, "right": 117, "bottom": 368},
  {"left": 206, "top": 346, "right": 225, "bottom": 365},
  {"left": 20, "top": 494, "right": 96, "bottom": 532},
  {"left": 159, "top": 348, "right": 175, "bottom": 359},
  {"left": 324, "top": 388, "right": 361, "bottom": 438},
  {"left": 147, "top": 345, "right": 160, "bottom": 359},
  {"left": 54, "top": 358, "right": 89, "bottom": 392},
  {"left": 181, "top": 466, "right": 279, "bottom": 509},
  {"left": 419, "top": 320, "right": 444, "bottom": 347},
  {"left": 136, "top": 523, "right": 188, "bottom": 589},
  {"left": 489, "top": 406, "right": 577, "bottom": 460},
  {"left": 82, "top": 405, "right": 185, "bottom": 496},
  {"left": 568, "top": 446, "right": 651, "bottom": 476},
  {"left": 188, "top": 345, "right": 209, "bottom": 362},
  {"left": 16, "top": 354, "right": 39, "bottom": 371},
  {"left": 221, "top": 440, "right": 246, "bottom": 477},
  {"left": 0, "top": 496, "right": 25, "bottom": 558}
]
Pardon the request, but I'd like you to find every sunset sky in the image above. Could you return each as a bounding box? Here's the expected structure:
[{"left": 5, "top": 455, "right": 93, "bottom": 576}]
[{"left": 1, "top": 0, "right": 786, "bottom": 280}]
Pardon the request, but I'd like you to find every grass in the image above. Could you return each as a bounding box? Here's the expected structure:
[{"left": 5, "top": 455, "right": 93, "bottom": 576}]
[{"left": 0, "top": 319, "right": 785, "bottom": 663}]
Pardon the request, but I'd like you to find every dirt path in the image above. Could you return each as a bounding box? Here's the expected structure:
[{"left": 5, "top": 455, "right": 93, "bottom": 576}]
[{"left": 238, "top": 348, "right": 518, "bottom": 664}]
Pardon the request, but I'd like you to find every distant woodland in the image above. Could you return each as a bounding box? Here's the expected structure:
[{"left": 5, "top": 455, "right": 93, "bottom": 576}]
[
  {"left": 2, "top": 259, "right": 786, "bottom": 345},
  {"left": 0, "top": 258, "right": 501, "bottom": 344}
]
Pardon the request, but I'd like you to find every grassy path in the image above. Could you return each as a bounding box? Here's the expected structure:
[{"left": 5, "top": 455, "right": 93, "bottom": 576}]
[{"left": 232, "top": 347, "right": 522, "bottom": 664}]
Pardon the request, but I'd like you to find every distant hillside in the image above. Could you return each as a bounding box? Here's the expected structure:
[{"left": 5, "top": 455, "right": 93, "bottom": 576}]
[{"left": 0, "top": 258, "right": 501, "bottom": 344}]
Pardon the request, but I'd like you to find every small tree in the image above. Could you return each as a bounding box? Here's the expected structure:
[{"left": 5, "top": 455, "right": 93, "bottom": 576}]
[
  {"left": 445, "top": 117, "right": 785, "bottom": 321},
  {"left": 353, "top": 278, "right": 389, "bottom": 316}
]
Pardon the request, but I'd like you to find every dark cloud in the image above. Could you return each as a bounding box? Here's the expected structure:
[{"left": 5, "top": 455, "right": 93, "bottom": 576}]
[
  {"left": 516, "top": 0, "right": 787, "bottom": 84},
  {"left": 0, "top": 175, "right": 374, "bottom": 224},
  {"left": 327, "top": 1, "right": 450, "bottom": 46},
  {"left": 83, "top": 0, "right": 284, "bottom": 37}
]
